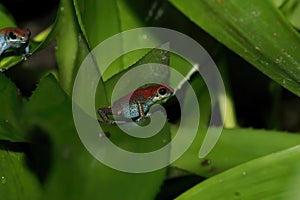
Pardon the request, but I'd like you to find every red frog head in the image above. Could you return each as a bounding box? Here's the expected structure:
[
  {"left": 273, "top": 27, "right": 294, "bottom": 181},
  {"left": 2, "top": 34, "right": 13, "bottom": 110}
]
[
  {"left": 128, "top": 84, "right": 174, "bottom": 104},
  {"left": 1, "top": 27, "right": 31, "bottom": 43}
]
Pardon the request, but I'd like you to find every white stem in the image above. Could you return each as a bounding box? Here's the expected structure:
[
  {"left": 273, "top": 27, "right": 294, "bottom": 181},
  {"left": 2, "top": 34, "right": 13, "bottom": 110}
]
[{"left": 174, "top": 64, "right": 199, "bottom": 94}]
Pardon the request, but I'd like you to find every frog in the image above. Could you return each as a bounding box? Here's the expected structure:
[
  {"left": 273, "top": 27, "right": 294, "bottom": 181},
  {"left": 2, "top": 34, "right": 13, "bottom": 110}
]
[
  {"left": 98, "top": 84, "right": 173, "bottom": 124},
  {"left": 0, "top": 27, "right": 31, "bottom": 59}
]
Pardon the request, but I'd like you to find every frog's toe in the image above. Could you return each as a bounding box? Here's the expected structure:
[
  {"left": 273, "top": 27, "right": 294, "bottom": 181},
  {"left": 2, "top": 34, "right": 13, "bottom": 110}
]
[
  {"left": 136, "top": 115, "right": 149, "bottom": 123},
  {"left": 22, "top": 53, "right": 32, "bottom": 60}
]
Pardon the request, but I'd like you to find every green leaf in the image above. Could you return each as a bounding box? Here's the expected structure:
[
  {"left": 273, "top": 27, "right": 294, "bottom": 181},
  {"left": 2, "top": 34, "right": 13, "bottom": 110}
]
[
  {"left": 176, "top": 145, "right": 300, "bottom": 200},
  {"left": 73, "top": 0, "right": 166, "bottom": 81},
  {"left": 73, "top": 0, "right": 126, "bottom": 81},
  {"left": 102, "top": 48, "right": 171, "bottom": 102},
  {"left": 172, "top": 128, "right": 300, "bottom": 177},
  {"left": 23, "top": 74, "right": 168, "bottom": 199},
  {"left": 0, "top": 4, "right": 16, "bottom": 28},
  {"left": 55, "top": 0, "right": 90, "bottom": 95},
  {"left": 170, "top": 0, "right": 300, "bottom": 96},
  {"left": 0, "top": 74, "right": 26, "bottom": 142},
  {"left": 0, "top": 142, "right": 42, "bottom": 200},
  {"left": 116, "top": 0, "right": 147, "bottom": 29},
  {"left": 74, "top": 0, "right": 120, "bottom": 49},
  {"left": 280, "top": 0, "right": 300, "bottom": 30}
]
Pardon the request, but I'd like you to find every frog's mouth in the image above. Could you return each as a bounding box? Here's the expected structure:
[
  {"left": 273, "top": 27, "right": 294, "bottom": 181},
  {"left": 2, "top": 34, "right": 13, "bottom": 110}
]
[
  {"left": 9, "top": 38, "right": 28, "bottom": 43},
  {"left": 156, "top": 93, "right": 172, "bottom": 101}
]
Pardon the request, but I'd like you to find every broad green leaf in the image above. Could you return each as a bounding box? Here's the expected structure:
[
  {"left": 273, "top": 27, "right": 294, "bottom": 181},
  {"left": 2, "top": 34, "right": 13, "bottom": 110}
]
[
  {"left": 170, "top": 0, "right": 300, "bottom": 96},
  {"left": 73, "top": 0, "right": 120, "bottom": 49},
  {"left": 0, "top": 74, "right": 26, "bottom": 142},
  {"left": 176, "top": 145, "right": 300, "bottom": 200},
  {"left": 172, "top": 128, "right": 300, "bottom": 177},
  {"left": 55, "top": 0, "right": 89, "bottom": 95},
  {"left": 0, "top": 142, "right": 42, "bottom": 200},
  {"left": 73, "top": 0, "right": 166, "bottom": 81},
  {"left": 23, "top": 74, "right": 168, "bottom": 200},
  {"left": 73, "top": 0, "right": 125, "bottom": 81},
  {"left": 55, "top": 0, "right": 104, "bottom": 95},
  {"left": 114, "top": 0, "right": 165, "bottom": 74}
]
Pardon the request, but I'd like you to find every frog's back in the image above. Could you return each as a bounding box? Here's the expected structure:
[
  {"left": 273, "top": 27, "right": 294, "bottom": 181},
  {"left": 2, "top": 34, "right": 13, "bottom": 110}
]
[{"left": 112, "top": 91, "right": 150, "bottom": 118}]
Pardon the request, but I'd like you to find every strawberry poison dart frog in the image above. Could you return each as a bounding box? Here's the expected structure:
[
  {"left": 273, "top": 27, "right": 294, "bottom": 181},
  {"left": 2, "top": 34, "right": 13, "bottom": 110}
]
[
  {"left": 98, "top": 84, "right": 173, "bottom": 124},
  {"left": 0, "top": 27, "right": 31, "bottom": 59}
]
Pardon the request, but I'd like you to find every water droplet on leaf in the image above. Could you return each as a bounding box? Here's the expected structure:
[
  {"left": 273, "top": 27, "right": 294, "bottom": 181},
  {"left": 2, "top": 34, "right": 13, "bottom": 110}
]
[{"left": 1, "top": 176, "right": 7, "bottom": 184}]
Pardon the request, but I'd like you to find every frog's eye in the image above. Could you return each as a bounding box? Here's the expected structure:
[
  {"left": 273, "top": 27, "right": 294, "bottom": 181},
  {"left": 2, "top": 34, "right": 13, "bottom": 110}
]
[
  {"left": 158, "top": 88, "right": 167, "bottom": 96},
  {"left": 8, "top": 32, "right": 17, "bottom": 40}
]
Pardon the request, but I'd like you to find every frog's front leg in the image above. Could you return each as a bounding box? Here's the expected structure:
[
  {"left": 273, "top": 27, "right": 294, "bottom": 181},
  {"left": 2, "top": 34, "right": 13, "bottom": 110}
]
[
  {"left": 22, "top": 44, "right": 31, "bottom": 60},
  {"left": 0, "top": 41, "right": 8, "bottom": 58},
  {"left": 98, "top": 107, "right": 115, "bottom": 124},
  {"left": 136, "top": 101, "right": 150, "bottom": 122},
  {"left": 98, "top": 107, "right": 126, "bottom": 125}
]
